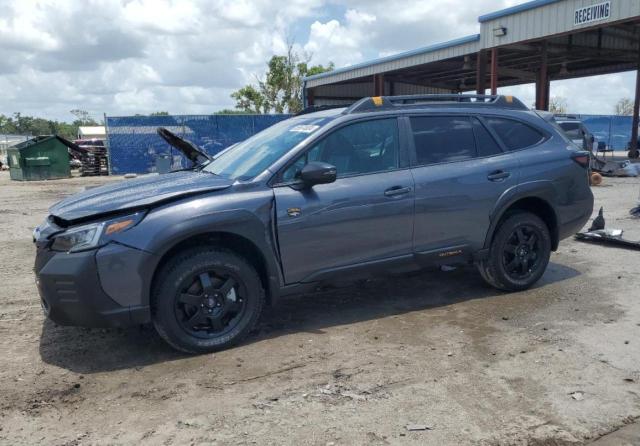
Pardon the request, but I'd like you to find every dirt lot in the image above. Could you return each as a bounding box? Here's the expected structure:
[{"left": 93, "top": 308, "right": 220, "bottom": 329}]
[{"left": 0, "top": 170, "right": 639, "bottom": 445}]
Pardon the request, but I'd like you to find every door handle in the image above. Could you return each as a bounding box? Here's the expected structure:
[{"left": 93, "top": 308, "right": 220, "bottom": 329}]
[
  {"left": 384, "top": 185, "right": 412, "bottom": 197},
  {"left": 487, "top": 170, "right": 511, "bottom": 181}
]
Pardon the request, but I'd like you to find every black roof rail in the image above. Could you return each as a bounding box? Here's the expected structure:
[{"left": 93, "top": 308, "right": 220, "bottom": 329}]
[
  {"left": 553, "top": 113, "right": 579, "bottom": 119},
  {"left": 344, "top": 94, "right": 528, "bottom": 114},
  {"left": 295, "top": 104, "right": 352, "bottom": 116}
]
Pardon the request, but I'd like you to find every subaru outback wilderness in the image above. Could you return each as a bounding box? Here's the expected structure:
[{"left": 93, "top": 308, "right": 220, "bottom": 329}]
[{"left": 33, "top": 94, "right": 593, "bottom": 353}]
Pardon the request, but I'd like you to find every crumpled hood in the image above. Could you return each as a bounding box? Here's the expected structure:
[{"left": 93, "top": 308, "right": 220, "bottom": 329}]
[{"left": 50, "top": 170, "right": 232, "bottom": 222}]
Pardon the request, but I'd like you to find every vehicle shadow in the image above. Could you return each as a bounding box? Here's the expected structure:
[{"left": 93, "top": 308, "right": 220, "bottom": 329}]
[{"left": 39, "top": 261, "right": 580, "bottom": 374}]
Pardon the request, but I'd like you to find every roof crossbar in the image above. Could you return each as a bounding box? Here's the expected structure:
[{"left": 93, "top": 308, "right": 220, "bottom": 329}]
[{"left": 345, "top": 94, "right": 528, "bottom": 114}]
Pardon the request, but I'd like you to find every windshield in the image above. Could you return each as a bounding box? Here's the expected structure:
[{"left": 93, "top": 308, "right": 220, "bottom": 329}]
[{"left": 203, "top": 117, "right": 331, "bottom": 180}]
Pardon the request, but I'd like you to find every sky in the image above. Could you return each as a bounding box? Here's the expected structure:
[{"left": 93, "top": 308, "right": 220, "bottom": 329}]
[{"left": 0, "top": 0, "right": 636, "bottom": 122}]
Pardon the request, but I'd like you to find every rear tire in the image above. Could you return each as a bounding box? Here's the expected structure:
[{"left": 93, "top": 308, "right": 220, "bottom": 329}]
[
  {"left": 477, "top": 212, "right": 551, "bottom": 291},
  {"left": 152, "top": 248, "right": 264, "bottom": 354}
]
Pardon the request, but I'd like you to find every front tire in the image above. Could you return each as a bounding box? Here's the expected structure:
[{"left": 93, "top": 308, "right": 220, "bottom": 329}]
[
  {"left": 152, "top": 248, "right": 264, "bottom": 354},
  {"left": 478, "top": 212, "right": 551, "bottom": 291}
]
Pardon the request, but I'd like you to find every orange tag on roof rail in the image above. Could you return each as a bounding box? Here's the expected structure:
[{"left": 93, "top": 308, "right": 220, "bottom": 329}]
[
  {"left": 372, "top": 96, "right": 383, "bottom": 106},
  {"left": 505, "top": 95, "right": 513, "bottom": 103}
]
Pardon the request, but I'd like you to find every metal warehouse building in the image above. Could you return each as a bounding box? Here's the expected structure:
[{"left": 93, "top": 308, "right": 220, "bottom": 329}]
[{"left": 303, "top": 0, "right": 640, "bottom": 157}]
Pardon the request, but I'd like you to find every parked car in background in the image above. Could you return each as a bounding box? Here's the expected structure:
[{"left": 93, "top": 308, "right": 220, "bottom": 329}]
[
  {"left": 33, "top": 94, "right": 593, "bottom": 353},
  {"left": 554, "top": 115, "right": 594, "bottom": 152}
]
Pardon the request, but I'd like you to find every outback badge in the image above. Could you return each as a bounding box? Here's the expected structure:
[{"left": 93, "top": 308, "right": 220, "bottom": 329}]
[{"left": 287, "top": 207, "right": 302, "bottom": 217}]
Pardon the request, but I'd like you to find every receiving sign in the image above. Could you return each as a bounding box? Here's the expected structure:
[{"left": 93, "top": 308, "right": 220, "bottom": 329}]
[{"left": 574, "top": 1, "right": 611, "bottom": 26}]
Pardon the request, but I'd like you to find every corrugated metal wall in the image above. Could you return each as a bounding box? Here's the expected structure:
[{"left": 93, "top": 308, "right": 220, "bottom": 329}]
[
  {"left": 313, "top": 81, "right": 451, "bottom": 100},
  {"left": 307, "top": 0, "right": 640, "bottom": 92},
  {"left": 480, "top": 0, "right": 640, "bottom": 48},
  {"left": 106, "top": 114, "right": 290, "bottom": 175},
  {"left": 306, "top": 35, "right": 480, "bottom": 87}
]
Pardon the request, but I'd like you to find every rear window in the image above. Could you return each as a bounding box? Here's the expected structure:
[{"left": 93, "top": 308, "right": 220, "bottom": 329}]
[
  {"left": 410, "top": 116, "right": 475, "bottom": 165},
  {"left": 485, "top": 117, "right": 546, "bottom": 151},
  {"left": 558, "top": 122, "right": 582, "bottom": 139}
]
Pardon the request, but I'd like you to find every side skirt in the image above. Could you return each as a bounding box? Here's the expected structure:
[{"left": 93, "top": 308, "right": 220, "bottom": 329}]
[{"left": 278, "top": 245, "right": 476, "bottom": 298}]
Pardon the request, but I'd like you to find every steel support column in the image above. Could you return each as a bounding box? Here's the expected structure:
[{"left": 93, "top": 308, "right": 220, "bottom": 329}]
[
  {"left": 630, "top": 44, "right": 640, "bottom": 158},
  {"left": 536, "top": 41, "right": 549, "bottom": 110},
  {"left": 476, "top": 50, "right": 487, "bottom": 94},
  {"left": 307, "top": 88, "right": 314, "bottom": 107},
  {"left": 490, "top": 48, "right": 498, "bottom": 95},
  {"left": 373, "top": 74, "right": 385, "bottom": 96}
]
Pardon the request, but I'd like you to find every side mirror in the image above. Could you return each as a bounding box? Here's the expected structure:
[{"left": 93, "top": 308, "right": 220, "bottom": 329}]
[{"left": 299, "top": 161, "right": 337, "bottom": 187}]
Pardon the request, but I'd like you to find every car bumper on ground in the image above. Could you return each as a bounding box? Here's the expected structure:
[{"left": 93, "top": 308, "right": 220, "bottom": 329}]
[{"left": 35, "top": 245, "right": 152, "bottom": 328}]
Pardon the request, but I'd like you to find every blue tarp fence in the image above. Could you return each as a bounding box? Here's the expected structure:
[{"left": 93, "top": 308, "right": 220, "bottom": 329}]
[
  {"left": 575, "top": 114, "right": 633, "bottom": 150},
  {"left": 105, "top": 114, "right": 290, "bottom": 174},
  {"left": 106, "top": 113, "right": 634, "bottom": 174}
]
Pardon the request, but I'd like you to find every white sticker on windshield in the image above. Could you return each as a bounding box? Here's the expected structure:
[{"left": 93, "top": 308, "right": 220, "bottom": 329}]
[{"left": 289, "top": 125, "right": 319, "bottom": 133}]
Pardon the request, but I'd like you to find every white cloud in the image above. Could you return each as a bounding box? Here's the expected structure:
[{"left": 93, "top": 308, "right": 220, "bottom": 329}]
[
  {"left": 304, "top": 9, "right": 375, "bottom": 67},
  {"left": 0, "top": 0, "right": 635, "bottom": 120}
]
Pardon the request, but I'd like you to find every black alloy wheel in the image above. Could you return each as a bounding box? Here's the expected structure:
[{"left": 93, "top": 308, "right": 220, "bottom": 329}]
[
  {"left": 477, "top": 212, "right": 551, "bottom": 291},
  {"left": 501, "top": 225, "right": 542, "bottom": 281},
  {"left": 175, "top": 271, "right": 246, "bottom": 339},
  {"left": 153, "top": 248, "right": 264, "bottom": 354}
]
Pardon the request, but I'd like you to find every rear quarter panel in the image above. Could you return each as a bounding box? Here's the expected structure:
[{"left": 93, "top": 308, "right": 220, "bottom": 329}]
[{"left": 510, "top": 132, "right": 593, "bottom": 239}]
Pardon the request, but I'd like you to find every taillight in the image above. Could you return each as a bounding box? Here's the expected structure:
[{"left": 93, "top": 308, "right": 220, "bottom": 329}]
[{"left": 571, "top": 151, "right": 590, "bottom": 168}]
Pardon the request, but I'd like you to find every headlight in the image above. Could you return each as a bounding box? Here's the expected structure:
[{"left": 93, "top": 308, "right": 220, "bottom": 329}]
[{"left": 50, "top": 212, "right": 145, "bottom": 253}]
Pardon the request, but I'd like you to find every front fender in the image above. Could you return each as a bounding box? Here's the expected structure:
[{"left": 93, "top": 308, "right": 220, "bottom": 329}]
[{"left": 112, "top": 192, "right": 282, "bottom": 306}]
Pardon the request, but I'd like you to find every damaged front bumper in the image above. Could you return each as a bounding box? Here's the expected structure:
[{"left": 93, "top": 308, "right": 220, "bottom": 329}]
[{"left": 34, "top": 243, "right": 154, "bottom": 328}]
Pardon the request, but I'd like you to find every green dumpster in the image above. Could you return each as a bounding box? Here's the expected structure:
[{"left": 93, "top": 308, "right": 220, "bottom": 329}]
[{"left": 7, "top": 136, "right": 72, "bottom": 181}]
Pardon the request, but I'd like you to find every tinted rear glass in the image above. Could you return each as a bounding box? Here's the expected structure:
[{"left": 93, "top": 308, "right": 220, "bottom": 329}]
[
  {"left": 485, "top": 117, "right": 545, "bottom": 150},
  {"left": 410, "top": 116, "right": 475, "bottom": 165},
  {"left": 472, "top": 117, "right": 502, "bottom": 157},
  {"left": 558, "top": 122, "right": 582, "bottom": 139}
]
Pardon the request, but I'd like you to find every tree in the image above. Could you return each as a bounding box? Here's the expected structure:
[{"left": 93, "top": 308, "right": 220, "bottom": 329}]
[
  {"left": 0, "top": 112, "right": 83, "bottom": 140},
  {"left": 70, "top": 109, "right": 98, "bottom": 125},
  {"left": 231, "top": 85, "right": 268, "bottom": 114},
  {"left": 215, "top": 109, "right": 252, "bottom": 115},
  {"left": 614, "top": 98, "right": 634, "bottom": 116},
  {"left": 150, "top": 111, "right": 170, "bottom": 116},
  {"left": 231, "top": 45, "right": 333, "bottom": 114},
  {"left": 548, "top": 96, "right": 567, "bottom": 114}
]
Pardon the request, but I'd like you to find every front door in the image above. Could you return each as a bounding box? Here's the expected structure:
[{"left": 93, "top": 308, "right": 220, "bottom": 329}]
[{"left": 273, "top": 117, "right": 415, "bottom": 284}]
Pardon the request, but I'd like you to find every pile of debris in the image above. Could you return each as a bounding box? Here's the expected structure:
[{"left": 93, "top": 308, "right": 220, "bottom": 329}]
[
  {"left": 71, "top": 139, "right": 109, "bottom": 176},
  {"left": 575, "top": 207, "right": 640, "bottom": 250}
]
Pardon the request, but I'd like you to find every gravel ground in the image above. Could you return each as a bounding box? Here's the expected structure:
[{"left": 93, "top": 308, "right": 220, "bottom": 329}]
[{"left": 0, "top": 170, "right": 639, "bottom": 445}]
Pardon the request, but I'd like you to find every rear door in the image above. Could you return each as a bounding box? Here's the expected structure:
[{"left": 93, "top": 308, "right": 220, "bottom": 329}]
[
  {"left": 408, "top": 114, "right": 520, "bottom": 260},
  {"left": 273, "top": 117, "right": 415, "bottom": 284}
]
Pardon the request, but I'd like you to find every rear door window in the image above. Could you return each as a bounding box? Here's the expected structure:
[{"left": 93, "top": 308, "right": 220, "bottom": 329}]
[
  {"left": 409, "top": 116, "right": 476, "bottom": 165},
  {"left": 472, "top": 117, "right": 503, "bottom": 157},
  {"left": 485, "top": 117, "right": 546, "bottom": 150}
]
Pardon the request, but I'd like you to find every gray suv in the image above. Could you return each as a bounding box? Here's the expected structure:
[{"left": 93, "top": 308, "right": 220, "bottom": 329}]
[{"left": 33, "top": 95, "right": 594, "bottom": 353}]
